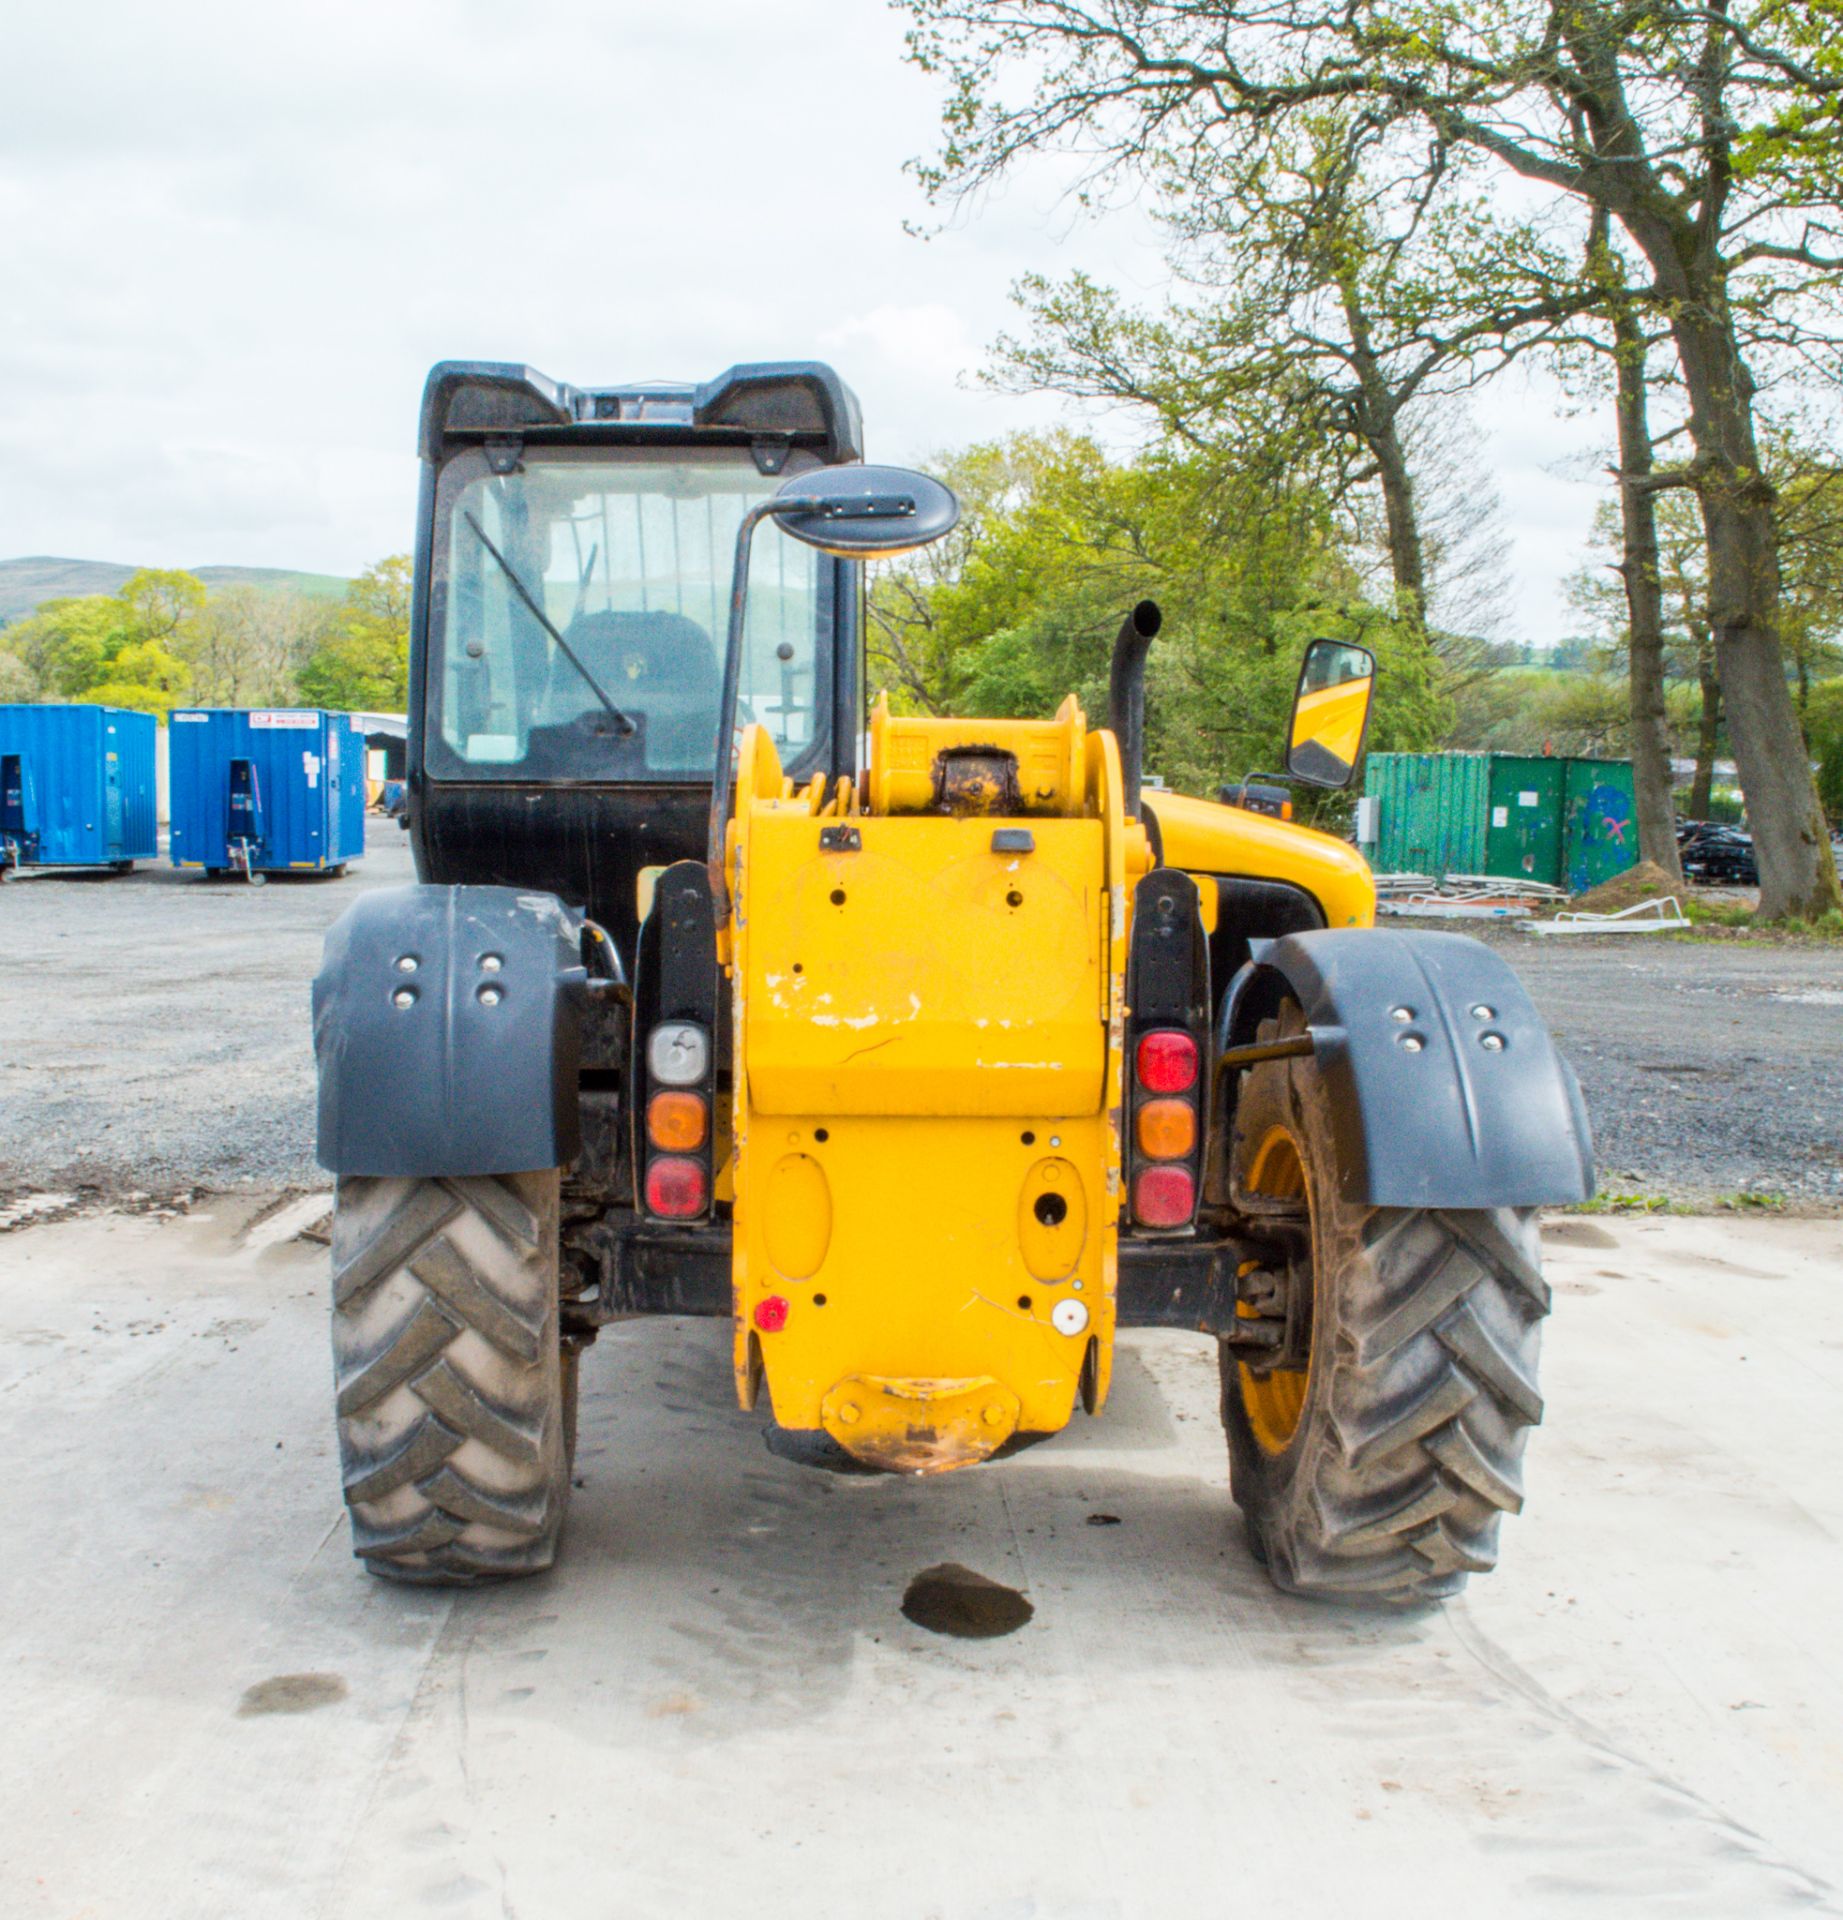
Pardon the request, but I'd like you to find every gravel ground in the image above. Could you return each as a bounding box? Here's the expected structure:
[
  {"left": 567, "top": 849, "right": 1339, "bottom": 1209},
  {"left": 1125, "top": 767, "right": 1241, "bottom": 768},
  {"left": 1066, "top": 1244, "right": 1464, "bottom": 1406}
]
[
  {"left": 0, "top": 818, "right": 413, "bottom": 1203},
  {"left": 1425, "top": 918, "right": 1843, "bottom": 1206},
  {"left": 2, "top": 828, "right": 1838, "bottom": 1206}
]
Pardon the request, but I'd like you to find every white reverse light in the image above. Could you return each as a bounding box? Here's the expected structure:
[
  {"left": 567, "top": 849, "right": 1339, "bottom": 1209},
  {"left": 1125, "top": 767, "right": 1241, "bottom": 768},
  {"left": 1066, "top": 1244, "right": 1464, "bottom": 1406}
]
[{"left": 648, "top": 1021, "right": 710, "bottom": 1087}]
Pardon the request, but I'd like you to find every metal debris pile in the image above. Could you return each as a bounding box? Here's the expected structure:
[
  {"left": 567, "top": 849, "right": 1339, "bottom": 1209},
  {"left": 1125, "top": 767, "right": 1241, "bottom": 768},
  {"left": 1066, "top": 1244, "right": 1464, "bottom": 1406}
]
[{"left": 1372, "top": 873, "right": 1567, "bottom": 920}]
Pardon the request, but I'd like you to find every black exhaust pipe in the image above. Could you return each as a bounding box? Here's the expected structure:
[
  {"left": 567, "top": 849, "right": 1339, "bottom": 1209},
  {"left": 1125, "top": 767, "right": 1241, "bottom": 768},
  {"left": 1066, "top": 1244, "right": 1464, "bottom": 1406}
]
[{"left": 1108, "top": 599, "right": 1162, "bottom": 821}]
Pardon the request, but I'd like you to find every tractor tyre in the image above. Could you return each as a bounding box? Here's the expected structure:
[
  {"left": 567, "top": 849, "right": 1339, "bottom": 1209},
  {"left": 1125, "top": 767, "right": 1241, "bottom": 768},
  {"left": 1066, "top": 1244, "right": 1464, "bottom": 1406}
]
[
  {"left": 1220, "top": 1002, "right": 1550, "bottom": 1604},
  {"left": 329, "top": 1170, "right": 575, "bottom": 1585}
]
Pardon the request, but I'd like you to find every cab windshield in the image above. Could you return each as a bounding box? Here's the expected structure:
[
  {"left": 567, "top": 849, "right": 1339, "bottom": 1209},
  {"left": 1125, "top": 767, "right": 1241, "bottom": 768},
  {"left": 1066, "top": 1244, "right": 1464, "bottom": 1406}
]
[{"left": 427, "top": 447, "right": 828, "bottom": 782}]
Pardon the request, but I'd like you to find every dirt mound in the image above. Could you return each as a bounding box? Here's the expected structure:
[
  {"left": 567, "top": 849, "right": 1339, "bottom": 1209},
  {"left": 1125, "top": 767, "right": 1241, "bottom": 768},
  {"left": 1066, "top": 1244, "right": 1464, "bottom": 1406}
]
[{"left": 1569, "top": 860, "right": 1681, "bottom": 915}]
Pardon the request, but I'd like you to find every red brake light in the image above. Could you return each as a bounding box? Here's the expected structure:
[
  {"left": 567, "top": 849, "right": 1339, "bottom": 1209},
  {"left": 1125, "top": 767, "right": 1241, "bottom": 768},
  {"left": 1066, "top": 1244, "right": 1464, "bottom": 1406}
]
[
  {"left": 1133, "top": 1164, "right": 1195, "bottom": 1228},
  {"left": 1136, "top": 1030, "right": 1197, "bottom": 1094},
  {"left": 644, "top": 1155, "right": 707, "bottom": 1218}
]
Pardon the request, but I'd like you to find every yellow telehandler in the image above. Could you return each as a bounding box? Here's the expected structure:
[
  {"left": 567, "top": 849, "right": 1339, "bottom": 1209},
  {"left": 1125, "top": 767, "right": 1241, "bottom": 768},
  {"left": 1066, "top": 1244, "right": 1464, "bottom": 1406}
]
[{"left": 312, "top": 361, "right": 1591, "bottom": 1602}]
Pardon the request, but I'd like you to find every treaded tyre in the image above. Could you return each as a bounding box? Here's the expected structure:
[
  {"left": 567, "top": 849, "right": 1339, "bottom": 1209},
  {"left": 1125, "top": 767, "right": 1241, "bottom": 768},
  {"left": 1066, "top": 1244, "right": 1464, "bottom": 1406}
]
[
  {"left": 330, "top": 1170, "right": 574, "bottom": 1585},
  {"left": 1221, "top": 1003, "right": 1550, "bottom": 1604}
]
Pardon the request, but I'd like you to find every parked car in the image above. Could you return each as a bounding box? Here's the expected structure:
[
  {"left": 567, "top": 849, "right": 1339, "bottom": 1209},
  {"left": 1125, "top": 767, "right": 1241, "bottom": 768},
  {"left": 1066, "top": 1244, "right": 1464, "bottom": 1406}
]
[{"left": 1677, "top": 818, "right": 1758, "bottom": 885}]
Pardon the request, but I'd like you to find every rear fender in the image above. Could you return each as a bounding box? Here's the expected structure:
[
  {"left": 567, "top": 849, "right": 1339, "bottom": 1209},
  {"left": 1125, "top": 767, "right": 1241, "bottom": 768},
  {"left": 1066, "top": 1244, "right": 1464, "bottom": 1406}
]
[
  {"left": 313, "top": 883, "right": 589, "bottom": 1177},
  {"left": 1220, "top": 928, "right": 1594, "bottom": 1209}
]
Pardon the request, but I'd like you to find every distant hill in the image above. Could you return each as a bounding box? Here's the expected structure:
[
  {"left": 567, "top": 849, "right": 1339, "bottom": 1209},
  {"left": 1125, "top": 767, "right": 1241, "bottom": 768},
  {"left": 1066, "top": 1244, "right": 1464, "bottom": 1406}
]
[{"left": 0, "top": 556, "right": 351, "bottom": 625}]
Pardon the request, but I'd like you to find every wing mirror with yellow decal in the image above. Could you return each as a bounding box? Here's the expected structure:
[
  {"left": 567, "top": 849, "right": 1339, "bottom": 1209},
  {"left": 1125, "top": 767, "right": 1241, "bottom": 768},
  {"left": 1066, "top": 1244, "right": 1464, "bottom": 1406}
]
[{"left": 1285, "top": 639, "right": 1375, "bottom": 789}]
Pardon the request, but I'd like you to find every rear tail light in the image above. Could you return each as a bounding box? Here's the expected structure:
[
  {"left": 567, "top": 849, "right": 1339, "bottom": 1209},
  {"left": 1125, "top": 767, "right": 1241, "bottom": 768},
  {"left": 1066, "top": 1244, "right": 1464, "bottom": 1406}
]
[
  {"left": 644, "top": 1156, "right": 707, "bottom": 1218},
  {"left": 1136, "top": 1030, "right": 1197, "bottom": 1094},
  {"left": 1133, "top": 1165, "right": 1195, "bottom": 1228},
  {"left": 1135, "top": 1097, "right": 1196, "bottom": 1160},
  {"left": 647, "top": 1089, "right": 708, "bottom": 1151},
  {"left": 1125, "top": 875, "right": 1207, "bottom": 1233}
]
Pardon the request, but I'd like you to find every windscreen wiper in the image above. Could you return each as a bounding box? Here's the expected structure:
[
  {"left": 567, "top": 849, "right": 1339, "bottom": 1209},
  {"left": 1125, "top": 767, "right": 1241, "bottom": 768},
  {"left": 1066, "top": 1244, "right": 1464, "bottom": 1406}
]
[{"left": 463, "top": 512, "right": 636, "bottom": 735}]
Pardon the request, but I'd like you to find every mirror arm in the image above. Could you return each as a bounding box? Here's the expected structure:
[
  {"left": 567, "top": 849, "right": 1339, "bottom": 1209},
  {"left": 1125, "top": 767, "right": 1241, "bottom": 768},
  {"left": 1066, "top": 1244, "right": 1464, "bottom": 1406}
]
[{"left": 706, "top": 494, "right": 831, "bottom": 919}]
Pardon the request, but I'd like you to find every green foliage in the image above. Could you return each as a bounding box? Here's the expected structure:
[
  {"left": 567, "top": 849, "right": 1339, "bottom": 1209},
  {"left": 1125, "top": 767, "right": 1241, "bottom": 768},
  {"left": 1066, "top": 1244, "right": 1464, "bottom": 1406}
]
[
  {"left": 1701, "top": 788, "right": 1748, "bottom": 825},
  {"left": 0, "top": 572, "right": 207, "bottom": 713},
  {"left": 118, "top": 568, "right": 206, "bottom": 643},
  {"left": 870, "top": 431, "right": 1447, "bottom": 808},
  {"left": 1806, "top": 678, "right": 1843, "bottom": 823},
  {"left": 295, "top": 556, "right": 412, "bottom": 710},
  {"left": 78, "top": 642, "right": 191, "bottom": 715},
  {"left": 1450, "top": 666, "right": 1633, "bottom": 757}
]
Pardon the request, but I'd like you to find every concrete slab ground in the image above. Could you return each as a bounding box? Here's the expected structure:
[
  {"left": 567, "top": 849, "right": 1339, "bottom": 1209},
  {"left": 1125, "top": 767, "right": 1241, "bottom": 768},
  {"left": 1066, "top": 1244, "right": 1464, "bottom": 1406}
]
[{"left": 1, "top": 1204, "right": 1840, "bottom": 1919}]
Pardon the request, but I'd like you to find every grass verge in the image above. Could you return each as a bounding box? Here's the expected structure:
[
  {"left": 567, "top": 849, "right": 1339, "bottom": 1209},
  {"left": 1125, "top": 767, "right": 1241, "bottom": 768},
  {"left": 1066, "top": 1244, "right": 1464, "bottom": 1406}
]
[{"left": 1570, "top": 1189, "right": 1791, "bottom": 1215}]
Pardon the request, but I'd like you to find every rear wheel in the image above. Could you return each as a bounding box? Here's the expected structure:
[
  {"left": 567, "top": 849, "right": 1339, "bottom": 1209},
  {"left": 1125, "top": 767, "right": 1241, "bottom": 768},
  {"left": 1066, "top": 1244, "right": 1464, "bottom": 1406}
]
[
  {"left": 1221, "top": 1003, "right": 1550, "bottom": 1604},
  {"left": 329, "top": 1170, "right": 575, "bottom": 1585}
]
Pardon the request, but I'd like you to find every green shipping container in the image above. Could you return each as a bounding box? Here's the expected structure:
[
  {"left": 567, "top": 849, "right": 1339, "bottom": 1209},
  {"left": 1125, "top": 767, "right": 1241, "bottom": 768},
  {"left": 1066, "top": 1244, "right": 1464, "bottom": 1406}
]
[
  {"left": 1365, "top": 751, "right": 1637, "bottom": 891},
  {"left": 1364, "top": 752, "right": 1490, "bottom": 878},
  {"left": 1563, "top": 758, "right": 1639, "bottom": 892},
  {"left": 1484, "top": 756, "right": 1566, "bottom": 887}
]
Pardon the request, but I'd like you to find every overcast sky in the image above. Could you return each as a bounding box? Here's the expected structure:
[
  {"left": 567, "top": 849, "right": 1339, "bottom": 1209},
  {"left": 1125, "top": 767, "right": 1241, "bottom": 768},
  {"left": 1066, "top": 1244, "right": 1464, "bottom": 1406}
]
[{"left": 1, "top": 0, "right": 1607, "bottom": 641}]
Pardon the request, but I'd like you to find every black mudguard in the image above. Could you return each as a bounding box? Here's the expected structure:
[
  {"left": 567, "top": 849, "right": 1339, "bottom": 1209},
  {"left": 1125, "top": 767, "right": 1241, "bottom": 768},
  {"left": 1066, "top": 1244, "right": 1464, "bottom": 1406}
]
[
  {"left": 313, "top": 884, "right": 590, "bottom": 1177},
  {"left": 1221, "top": 928, "right": 1594, "bottom": 1209}
]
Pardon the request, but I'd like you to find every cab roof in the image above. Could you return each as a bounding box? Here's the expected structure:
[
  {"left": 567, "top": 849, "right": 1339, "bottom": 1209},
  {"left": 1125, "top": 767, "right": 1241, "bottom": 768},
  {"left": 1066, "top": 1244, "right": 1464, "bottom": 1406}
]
[{"left": 418, "top": 360, "right": 863, "bottom": 467}]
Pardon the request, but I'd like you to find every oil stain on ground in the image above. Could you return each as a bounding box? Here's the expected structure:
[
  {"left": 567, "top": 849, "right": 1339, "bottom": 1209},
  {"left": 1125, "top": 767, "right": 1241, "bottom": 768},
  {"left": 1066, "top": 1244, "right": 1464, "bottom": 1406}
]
[
  {"left": 237, "top": 1672, "right": 348, "bottom": 1716},
  {"left": 901, "top": 1564, "right": 1034, "bottom": 1639}
]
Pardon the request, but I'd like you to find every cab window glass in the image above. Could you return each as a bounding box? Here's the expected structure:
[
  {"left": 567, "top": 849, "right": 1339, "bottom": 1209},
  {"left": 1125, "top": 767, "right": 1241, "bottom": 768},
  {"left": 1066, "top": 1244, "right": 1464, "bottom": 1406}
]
[{"left": 430, "top": 449, "right": 826, "bottom": 781}]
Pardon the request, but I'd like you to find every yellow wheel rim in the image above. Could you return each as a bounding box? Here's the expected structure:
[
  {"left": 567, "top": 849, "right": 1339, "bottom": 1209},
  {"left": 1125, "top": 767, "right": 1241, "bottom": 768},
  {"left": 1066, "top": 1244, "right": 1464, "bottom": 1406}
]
[{"left": 1239, "top": 1124, "right": 1312, "bottom": 1455}]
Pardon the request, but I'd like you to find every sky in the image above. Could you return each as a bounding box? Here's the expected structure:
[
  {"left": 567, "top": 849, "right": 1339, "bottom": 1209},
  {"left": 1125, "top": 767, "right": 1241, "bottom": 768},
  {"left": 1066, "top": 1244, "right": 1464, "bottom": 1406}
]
[{"left": 0, "top": 0, "right": 1607, "bottom": 643}]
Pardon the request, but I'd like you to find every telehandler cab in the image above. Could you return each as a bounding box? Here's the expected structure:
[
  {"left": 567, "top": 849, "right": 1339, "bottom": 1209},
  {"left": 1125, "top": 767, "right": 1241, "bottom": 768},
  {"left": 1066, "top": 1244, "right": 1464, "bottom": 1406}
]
[{"left": 312, "top": 360, "right": 1593, "bottom": 1602}]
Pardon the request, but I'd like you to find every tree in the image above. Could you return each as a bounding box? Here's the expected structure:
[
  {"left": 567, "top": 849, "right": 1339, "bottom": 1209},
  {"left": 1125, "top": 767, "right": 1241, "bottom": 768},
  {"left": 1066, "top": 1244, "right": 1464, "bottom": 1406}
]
[
  {"left": 0, "top": 571, "right": 206, "bottom": 713},
  {"left": 184, "top": 586, "right": 339, "bottom": 706},
  {"left": 1585, "top": 210, "right": 1683, "bottom": 879},
  {"left": 983, "top": 117, "right": 1581, "bottom": 641},
  {"left": 1769, "top": 434, "right": 1843, "bottom": 708},
  {"left": 901, "top": 0, "right": 1843, "bottom": 915},
  {"left": 79, "top": 641, "right": 191, "bottom": 715},
  {"left": 0, "top": 595, "right": 124, "bottom": 698},
  {"left": 117, "top": 568, "right": 206, "bottom": 647},
  {"left": 296, "top": 556, "right": 412, "bottom": 710},
  {"left": 868, "top": 428, "right": 1447, "bottom": 808},
  {"left": 1651, "top": 494, "right": 1726, "bottom": 818}
]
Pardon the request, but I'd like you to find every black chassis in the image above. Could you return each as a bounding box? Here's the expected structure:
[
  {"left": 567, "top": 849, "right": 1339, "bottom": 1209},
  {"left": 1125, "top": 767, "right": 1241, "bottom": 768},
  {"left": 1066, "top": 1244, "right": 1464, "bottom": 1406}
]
[{"left": 568, "top": 919, "right": 1593, "bottom": 1351}]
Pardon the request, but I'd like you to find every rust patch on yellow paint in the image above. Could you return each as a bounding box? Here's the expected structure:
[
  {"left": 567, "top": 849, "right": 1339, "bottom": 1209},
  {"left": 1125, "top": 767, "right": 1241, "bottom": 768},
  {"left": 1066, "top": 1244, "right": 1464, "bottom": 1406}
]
[{"left": 821, "top": 1374, "right": 1020, "bottom": 1475}]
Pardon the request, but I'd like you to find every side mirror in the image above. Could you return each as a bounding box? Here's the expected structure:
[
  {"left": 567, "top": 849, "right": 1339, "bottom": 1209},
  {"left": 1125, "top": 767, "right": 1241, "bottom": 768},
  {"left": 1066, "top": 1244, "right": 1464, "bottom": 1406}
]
[
  {"left": 1285, "top": 639, "right": 1375, "bottom": 789},
  {"left": 771, "top": 464, "right": 960, "bottom": 557},
  {"left": 706, "top": 462, "right": 959, "bottom": 912}
]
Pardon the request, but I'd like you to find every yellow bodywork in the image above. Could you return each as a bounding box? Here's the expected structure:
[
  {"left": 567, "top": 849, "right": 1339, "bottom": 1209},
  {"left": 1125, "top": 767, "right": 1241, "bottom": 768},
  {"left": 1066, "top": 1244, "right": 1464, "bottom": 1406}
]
[{"left": 715, "top": 694, "right": 1374, "bottom": 1473}]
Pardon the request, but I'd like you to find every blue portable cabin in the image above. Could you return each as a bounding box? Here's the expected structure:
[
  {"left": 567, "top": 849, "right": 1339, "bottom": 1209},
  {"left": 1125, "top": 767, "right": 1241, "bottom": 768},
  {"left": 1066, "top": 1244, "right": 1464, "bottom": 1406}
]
[
  {"left": 0, "top": 704, "right": 158, "bottom": 872},
  {"left": 167, "top": 708, "right": 368, "bottom": 876}
]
